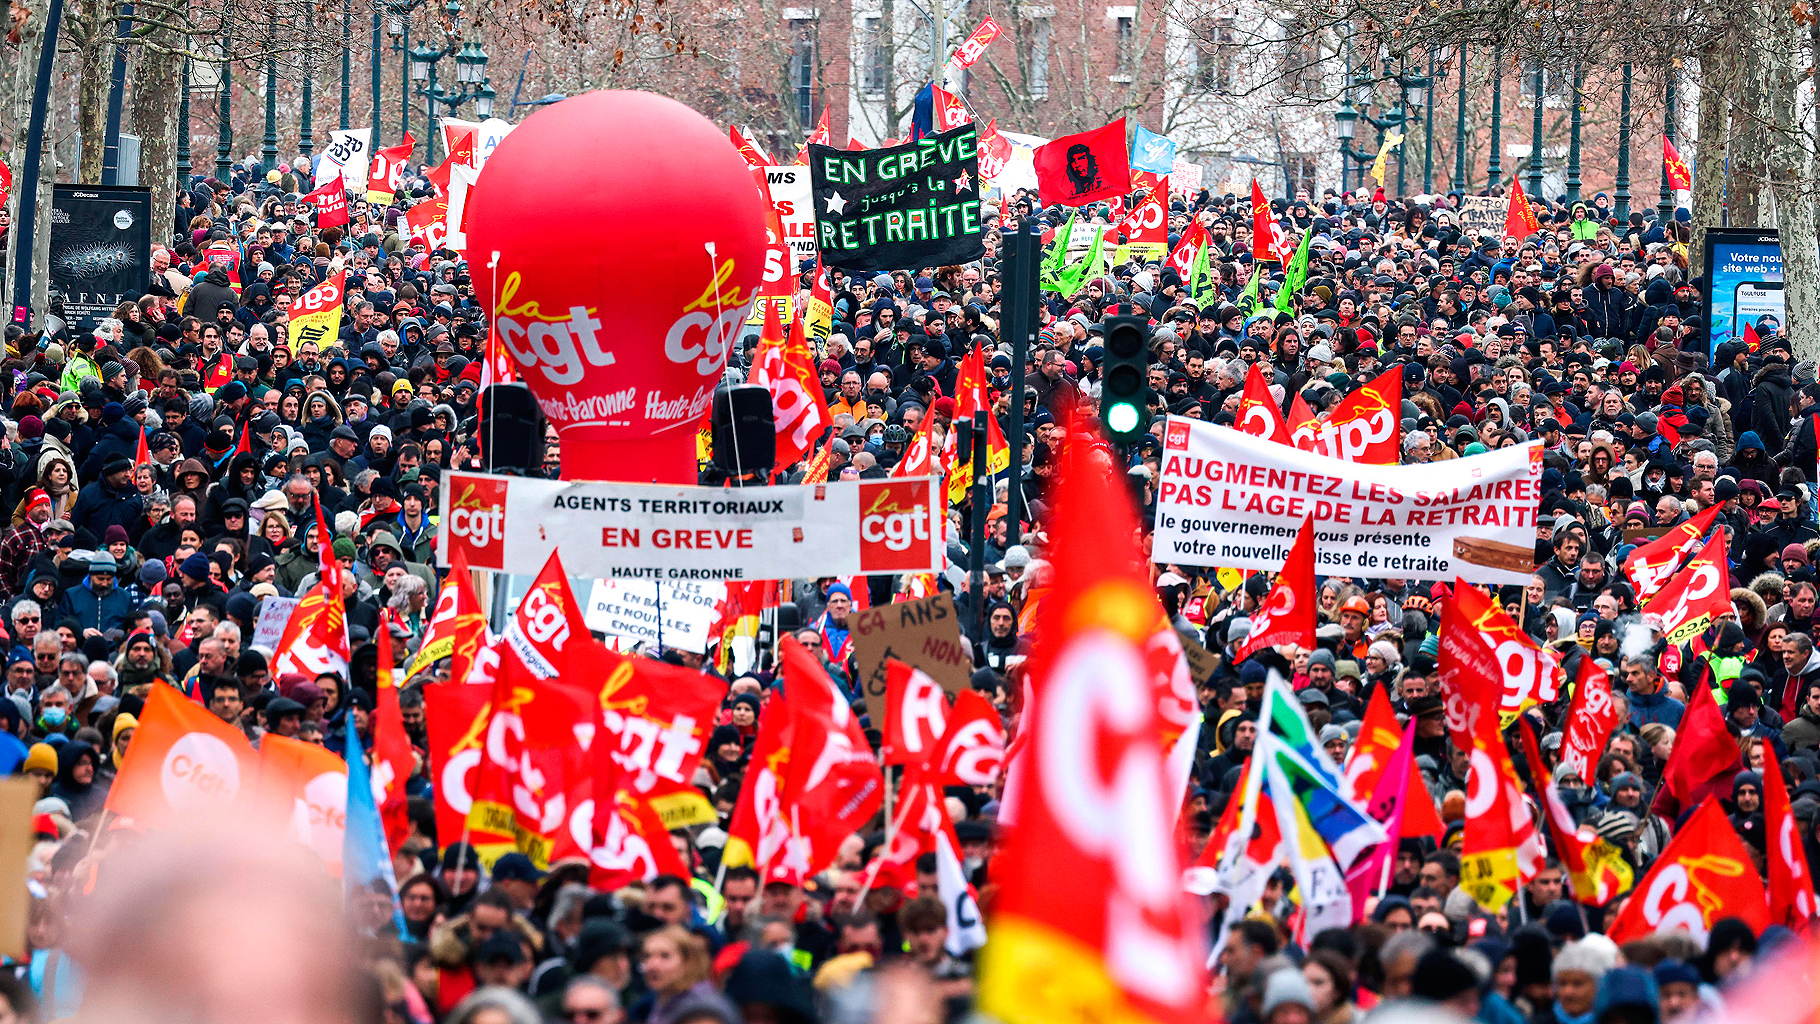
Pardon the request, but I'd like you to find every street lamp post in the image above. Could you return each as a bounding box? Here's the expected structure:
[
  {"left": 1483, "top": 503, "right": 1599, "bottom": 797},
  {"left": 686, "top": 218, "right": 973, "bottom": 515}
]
[
  {"left": 1487, "top": 46, "right": 1502, "bottom": 186},
  {"left": 1527, "top": 61, "right": 1544, "bottom": 199},
  {"left": 1454, "top": 46, "right": 1467, "bottom": 192},
  {"left": 1565, "top": 63, "right": 1582, "bottom": 205},
  {"left": 301, "top": 61, "right": 314, "bottom": 158},
  {"left": 371, "top": 7, "right": 382, "bottom": 145},
  {"left": 217, "top": 56, "right": 233, "bottom": 181},
  {"left": 177, "top": 57, "right": 192, "bottom": 184},
  {"left": 1615, "top": 63, "right": 1632, "bottom": 222},
  {"left": 1658, "top": 74, "right": 1676, "bottom": 222},
  {"left": 409, "top": 28, "right": 493, "bottom": 165},
  {"left": 1336, "top": 99, "right": 1357, "bottom": 194},
  {"left": 1421, "top": 49, "right": 1436, "bottom": 194},
  {"left": 262, "top": 6, "right": 278, "bottom": 173},
  {"left": 340, "top": 0, "right": 351, "bottom": 129}
]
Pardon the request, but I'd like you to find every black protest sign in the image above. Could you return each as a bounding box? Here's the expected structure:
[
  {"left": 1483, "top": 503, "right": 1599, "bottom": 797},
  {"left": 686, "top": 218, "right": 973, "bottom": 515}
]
[{"left": 808, "top": 125, "right": 986, "bottom": 273}]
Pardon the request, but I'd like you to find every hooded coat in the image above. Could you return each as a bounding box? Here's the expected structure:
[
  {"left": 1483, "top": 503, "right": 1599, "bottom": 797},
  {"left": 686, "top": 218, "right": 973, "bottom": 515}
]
[{"left": 186, "top": 268, "right": 239, "bottom": 324}]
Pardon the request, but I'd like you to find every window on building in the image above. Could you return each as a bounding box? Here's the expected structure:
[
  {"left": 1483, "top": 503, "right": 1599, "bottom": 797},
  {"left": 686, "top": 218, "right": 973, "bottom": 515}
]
[
  {"left": 1195, "top": 18, "right": 1234, "bottom": 92},
  {"left": 789, "top": 19, "right": 816, "bottom": 126},
  {"left": 859, "top": 17, "right": 887, "bottom": 96},
  {"left": 1016, "top": 14, "right": 1051, "bottom": 99},
  {"left": 1115, "top": 14, "right": 1134, "bottom": 77}
]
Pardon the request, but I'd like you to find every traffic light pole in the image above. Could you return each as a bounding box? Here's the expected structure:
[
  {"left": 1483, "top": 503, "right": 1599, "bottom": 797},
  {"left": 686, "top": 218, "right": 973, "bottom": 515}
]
[{"left": 999, "top": 218, "right": 1039, "bottom": 547}]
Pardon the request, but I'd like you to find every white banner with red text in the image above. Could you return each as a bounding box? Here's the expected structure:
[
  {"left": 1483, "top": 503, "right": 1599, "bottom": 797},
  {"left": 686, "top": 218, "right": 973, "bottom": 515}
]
[
  {"left": 437, "top": 472, "right": 945, "bottom": 580},
  {"left": 1153, "top": 418, "right": 1542, "bottom": 584}
]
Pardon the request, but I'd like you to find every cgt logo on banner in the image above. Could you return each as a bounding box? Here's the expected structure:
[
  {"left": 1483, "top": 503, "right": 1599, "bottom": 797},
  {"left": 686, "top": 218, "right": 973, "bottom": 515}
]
[
  {"left": 858, "top": 479, "right": 937, "bottom": 572},
  {"left": 287, "top": 271, "right": 345, "bottom": 354},
  {"left": 437, "top": 472, "right": 944, "bottom": 580},
  {"left": 446, "top": 475, "right": 511, "bottom": 570}
]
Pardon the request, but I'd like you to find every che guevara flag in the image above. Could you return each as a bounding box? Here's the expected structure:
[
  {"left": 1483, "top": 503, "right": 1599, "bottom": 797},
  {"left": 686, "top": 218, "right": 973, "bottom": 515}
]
[
  {"left": 1033, "top": 119, "right": 1131, "bottom": 208},
  {"left": 1234, "top": 516, "right": 1315, "bottom": 661},
  {"left": 1607, "top": 796, "right": 1767, "bottom": 942},
  {"left": 980, "top": 421, "right": 1203, "bottom": 1024},
  {"left": 1664, "top": 134, "right": 1693, "bottom": 190},
  {"left": 1504, "top": 178, "right": 1542, "bottom": 240}
]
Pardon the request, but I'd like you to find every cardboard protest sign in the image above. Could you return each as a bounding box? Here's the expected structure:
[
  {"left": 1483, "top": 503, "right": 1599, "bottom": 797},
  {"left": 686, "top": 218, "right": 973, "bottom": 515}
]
[
  {"left": 808, "top": 125, "right": 986, "bottom": 273},
  {"left": 252, "top": 596, "right": 301, "bottom": 649},
  {"left": 1457, "top": 195, "right": 1504, "bottom": 241},
  {"left": 0, "top": 777, "right": 32, "bottom": 959},
  {"left": 850, "top": 593, "right": 972, "bottom": 725}
]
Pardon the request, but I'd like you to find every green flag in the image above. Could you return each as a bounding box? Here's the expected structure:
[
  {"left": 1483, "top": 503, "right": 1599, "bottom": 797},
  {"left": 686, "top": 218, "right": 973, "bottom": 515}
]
[
  {"left": 1275, "top": 228, "right": 1312, "bottom": 314},
  {"left": 1236, "top": 265, "right": 1261, "bottom": 316},
  {"left": 1055, "top": 225, "right": 1108, "bottom": 297},
  {"left": 1188, "top": 239, "right": 1212, "bottom": 304},
  {"left": 1040, "top": 209, "right": 1077, "bottom": 290}
]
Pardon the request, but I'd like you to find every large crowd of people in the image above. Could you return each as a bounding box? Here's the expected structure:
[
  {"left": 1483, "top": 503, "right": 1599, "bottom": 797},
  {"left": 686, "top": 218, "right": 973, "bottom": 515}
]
[{"left": 0, "top": 142, "right": 1810, "bottom": 1024}]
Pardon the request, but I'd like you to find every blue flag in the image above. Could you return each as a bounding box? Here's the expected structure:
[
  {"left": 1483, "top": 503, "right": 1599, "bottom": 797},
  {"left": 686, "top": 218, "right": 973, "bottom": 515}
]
[
  {"left": 344, "top": 720, "right": 410, "bottom": 940},
  {"left": 909, "top": 83, "right": 935, "bottom": 141},
  {"left": 1131, "top": 124, "right": 1176, "bottom": 175}
]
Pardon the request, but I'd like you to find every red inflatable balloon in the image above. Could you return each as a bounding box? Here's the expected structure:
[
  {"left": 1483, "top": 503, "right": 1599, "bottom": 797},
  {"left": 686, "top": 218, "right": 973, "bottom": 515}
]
[{"left": 463, "top": 91, "right": 768, "bottom": 483}]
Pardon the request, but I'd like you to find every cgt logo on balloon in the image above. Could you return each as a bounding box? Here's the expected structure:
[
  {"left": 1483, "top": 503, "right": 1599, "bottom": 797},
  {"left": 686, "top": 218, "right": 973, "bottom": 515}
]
[{"left": 447, "top": 474, "right": 509, "bottom": 570}]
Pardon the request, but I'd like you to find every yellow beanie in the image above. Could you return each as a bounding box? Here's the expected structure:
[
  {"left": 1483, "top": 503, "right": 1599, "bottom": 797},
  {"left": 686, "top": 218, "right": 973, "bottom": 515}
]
[
  {"left": 23, "top": 743, "right": 56, "bottom": 775},
  {"left": 112, "top": 712, "right": 138, "bottom": 743}
]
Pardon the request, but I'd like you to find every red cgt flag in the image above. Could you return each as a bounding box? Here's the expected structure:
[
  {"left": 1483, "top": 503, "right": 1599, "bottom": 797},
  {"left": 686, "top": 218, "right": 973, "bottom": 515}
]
[
  {"left": 779, "top": 635, "right": 885, "bottom": 857},
  {"left": 302, "top": 176, "right": 350, "bottom": 228},
  {"left": 1763, "top": 750, "right": 1818, "bottom": 927},
  {"left": 1607, "top": 796, "right": 1766, "bottom": 943},
  {"left": 1344, "top": 685, "right": 1445, "bottom": 838},
  {"left": 1313, "top": 365, "right": 1403, "bottom": 463},
  {"left": 1439, "top": 579, "right": 1563, "bottom": 732},
  {"left": 1663, "top": 134, "right": 1693, "bottom": 190},
  {"left": 750, "top": 300, "right": 832, "bottom": 469},
  {"left": 465, "top": 643, "right": 595, "bottom": 868},
  {"left": 1252, "top": 180, "right": 1289, "bottom": 263},
  {"left": 934, "top": 688, "right": 1005, "bottom": 788},
  {"left": 883, "top": 659, "right": 949, "bottom": 767},
  {"left": 1651, "top": 678, "right": 1743, "bottom": 820},
  {"left": 1234, "top": 361, "right": 1290, "bottom": 445},
  {"left": 372, "top": 610, "right": 415, "bottom": 852},
  {"left": 1235, "top": 515, "right": 1316, "bottom": 661},
  {"left": 1557, "top": 657, "right": 1623, "bottom": 784},
  {"left": 731, "top": 125, "right": 773, "bottom": 167},
  {"left": 1504, "top": 178, "right": 1542, "bottom": 240},
  {"left": 1621, "top": 504, "right": 1721, "bottom": 601},
  {"left": 503, "top": 549, "right": 588, "bottom": 678},
  {"left": 1639, "top": 529, "right": 1734, "bottom": 648},
  {"left": 1743, "top": 321, "right": 1763, "bottom": 354},
  {"left": 979, "top": 421, "right": 1204, "bottom": 1024},
  {"left": 1033, "top": 119, "right": 1131, "bottom": 208}
]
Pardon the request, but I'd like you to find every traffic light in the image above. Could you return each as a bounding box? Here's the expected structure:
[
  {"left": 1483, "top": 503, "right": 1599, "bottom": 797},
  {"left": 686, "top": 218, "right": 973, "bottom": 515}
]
[{"left": 1100, "top": 304, "right": 1150, "bottom": 447}]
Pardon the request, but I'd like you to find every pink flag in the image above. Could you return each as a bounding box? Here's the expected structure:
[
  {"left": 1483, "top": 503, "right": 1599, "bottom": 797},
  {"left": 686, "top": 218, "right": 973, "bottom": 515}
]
[{"left": 1344, "top": 719, "right": 1417, "bottom": 917}]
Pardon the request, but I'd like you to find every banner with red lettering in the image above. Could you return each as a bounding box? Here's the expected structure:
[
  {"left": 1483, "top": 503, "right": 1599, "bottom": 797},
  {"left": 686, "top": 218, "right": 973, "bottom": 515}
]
[
  {"left": 437, "top": 472, "right": 944, "bottom": 579},
  {"left": 1154, "top": 420, "right": 1542, "bottom": 583}
]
